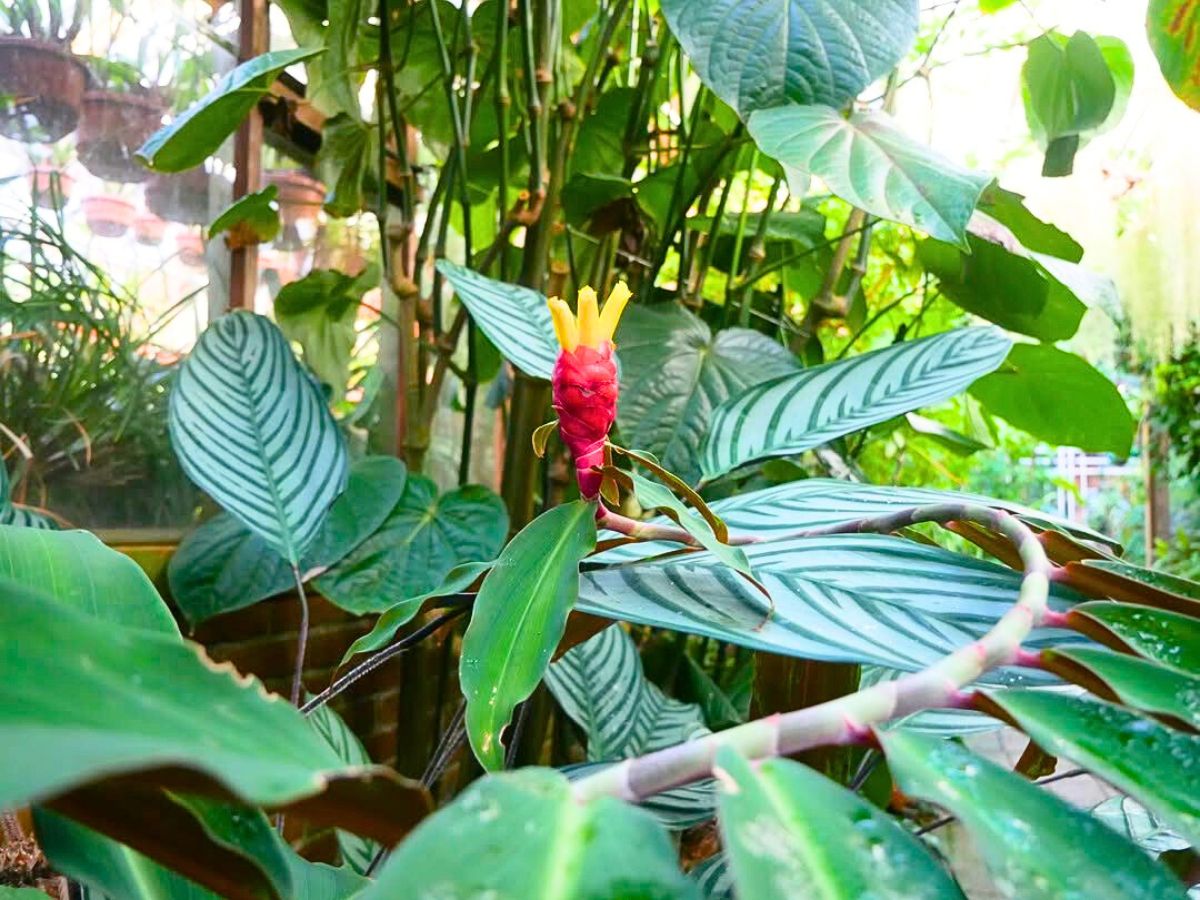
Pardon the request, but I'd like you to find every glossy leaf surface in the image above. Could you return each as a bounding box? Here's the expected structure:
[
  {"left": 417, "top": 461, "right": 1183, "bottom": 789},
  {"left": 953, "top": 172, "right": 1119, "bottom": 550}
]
[
  {"left": 169, "top": 312, "right": 348, "bottom": 566},
  {"left": 461, "top": 501, "right": 597, "bottom": 770},
  {"left": 1044, "top": 646, "right": 1200, "bottom": 729},
  {"left": 1067, "top": 601, "right": 1200, "bottom": 675},
  {"left": 700, "top": 328, "right": 1011, "bottom": 480}
]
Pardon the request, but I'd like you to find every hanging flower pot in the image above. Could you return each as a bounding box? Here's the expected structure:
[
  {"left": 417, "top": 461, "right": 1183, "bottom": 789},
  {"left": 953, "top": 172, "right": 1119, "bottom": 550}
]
[
  {"left": 175, "top": 231, "right": 206, "bottom": 267},
  {"left": 82, "top": 196, "right": 135, "bottom": 238},
  {"left": 145, "top": 169, "right": 212, "bottom": 225},
  {"left": 133, "top": 211, "right": 166, "bottom": 246},
  {"left": 0, "top": 37, "right": 89, "bottom": 143},
  {"left": 265, "top": 170, "right": 325, "bottom": 226},
  {"left": 77, "top": 91, "right": 165, "bottom": 183},
  {"left": 27, "top": 165, "right": 74, "bottom": 209}
]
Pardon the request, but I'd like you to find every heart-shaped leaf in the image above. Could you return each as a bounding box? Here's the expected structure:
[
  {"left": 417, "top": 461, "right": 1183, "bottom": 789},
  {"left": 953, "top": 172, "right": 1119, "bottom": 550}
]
[
  {"left": 461, "top": 501, "right": 597, "bottom": 770},
  {"left": 169, "top": 311, "right": 349, "bottom": 567}
]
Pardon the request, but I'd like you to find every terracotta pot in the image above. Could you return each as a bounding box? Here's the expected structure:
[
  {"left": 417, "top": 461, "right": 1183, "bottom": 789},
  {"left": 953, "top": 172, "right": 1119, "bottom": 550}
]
[
  {"left": 133, "top": 211, "right": 167, "bottom": 246},
  {"left": 82, "top": 196, "right": 135, "bottom": 238},
  {"left": 175, "top": 231, "right": 206, "bottom": 267},
  {"left": 27, "top": 165, "right": 74, "bottom": 209},
  {"left": 77, "top": 91, "right": 165, "bottom": 183},
  {"left": 145, "top": 169, "right": 212, "bottom": 225},
  {"left": 0, "top": 37, "right": 89, "bottom": 143},
  {"left": 266, "top": 169, "right": 325, "bottom": 226}
]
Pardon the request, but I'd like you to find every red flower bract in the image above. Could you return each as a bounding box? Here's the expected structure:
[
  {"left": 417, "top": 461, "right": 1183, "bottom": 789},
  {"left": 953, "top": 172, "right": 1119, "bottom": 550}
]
[{"left": 552, "top": 342, "right": 618, "bottom": 500}]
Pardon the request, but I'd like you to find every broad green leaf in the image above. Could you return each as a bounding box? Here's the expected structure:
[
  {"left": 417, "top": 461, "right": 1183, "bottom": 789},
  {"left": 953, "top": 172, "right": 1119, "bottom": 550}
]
[
  {"left": 314, "top": 476, "right": 506, "bottom": 615},
  {"left": 970, "top": 343, "right": 1136, "bottom": 457},
  {"left": 1147, "top": 0, "right": 1200, "bottom": 111},
  {"left": 1091, "top": 796, "right": 1191, "bottom": 856},
  {"left": 976, "top": 184, "right": 1083, "bottom": 261},
  {"left": 138, "top": 48, "right": 323, "bottom": 172},
  {"left": 1044, "top": 646, "right": 1200, "bottom": 729},
  {"left": 1067, "top": 602, "right": 1200, "bottom": 675},
  {"left": 570, "top": 88, "right": 636, "bottom": 178},
  {"left": 169, "top": 311, "right": 349, "bottom": 567},
  {"left": 683, "top": 654, "right": 750, "bottom": 731},
  {"left": 596, "top": 477, "right": 1120, "bottom": 562},
  {"left": 0, "top": 581, "right": 428, "bottom": 843},
  {"left": 208, "top": 185, "right": 281, "bottom": 245},
  {"left": 0, "top": 525, "right": 176, "bottom": 635},
  {"left": 881, "top": 729, "right": 1185, "bottom": 899},
  {"left": 989, "top": 690, "right": 1200, "bottom": 847},
  {"left": 309, "top": 704, "right": 379, "bottom": 875},
  {"left": 1068, "top": 558, "right": 1200, "bottom": 616},
  {"left": 1022, "top": 32, "right": 1117, "bottom": 175},
  {"left": 635, "top": 123, "right": 734, "bottom": 233},
  {"left": 275, "top": 267, "right": 378, "bottom": 400},
  {"left": 561, "top": 172, "right": 634, "bottom": 226},
  {"left": 581, "top": 533, "right": 1085, "bottom": 681},
  {"left": 714, "top": 747, "right": 962, "bottom": 899},
  {"left": 435, "top": 260, "right": 559, "bottom": 379},
  {"left": 169, "top": 456, "right": 407, "bottom": 626},
  {"left": 618, "top": 304, "right": 798, "bottom": 485},
  {"left": 363, "top": 768, "right": 694, "bottom": 899},
  {"left": 701, "top": 327, "right": 1011, "bottom": 480},
  {"left": 316, "top": 114, "right": 378, "bottom": 218},
  {"left": 905, "top": 412, "right": 989, "bottom": 455},
  {"left": 687, "top": 209, "right": 827, "bottom": 245},
  {"left": 342, "top": 561, "right": 490, "bottom": 664},
  {"left": 321, "top": 0, "right": 366, "bottom": 117},
  {"left": 662, "top": 0, "right": 918, "bottom": 114},
  {"left": 746, "top": 105, "right": 989, "bottom": 246},
  {"left": 461, "top": 501, "right": 597, "bottom": 770},
  {"left": 630, "top": 470, "right": 755, "bottom": 581},
  {"left": 918, "top": 229, "right": 1087, "bottom": 342}
]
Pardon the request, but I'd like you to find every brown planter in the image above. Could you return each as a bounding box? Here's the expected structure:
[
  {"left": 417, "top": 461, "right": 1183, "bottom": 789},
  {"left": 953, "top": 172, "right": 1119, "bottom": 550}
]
[
  {"left": 266, "top": 169, "right": 325, "bottom": 226},
  {"left": 175, "top": 231, "right": 206, "bottom": 267},
  {"left": 145, "top": 169, "right": 212, "bottom": 225},
  {"left": 0, "top": 37, "right": 88, "bottom": 143},
  {"left": 82, "top": 195, "right": 135, "bottom": 238},
  {"left": 77, "top": 91, "right": 165, "bottom": 183},
  {"left": 27, "top": 165, "right": 73, "bottom": 209},
  {"left": 132, "top": 211, "right": 167, "bottom": 246}
]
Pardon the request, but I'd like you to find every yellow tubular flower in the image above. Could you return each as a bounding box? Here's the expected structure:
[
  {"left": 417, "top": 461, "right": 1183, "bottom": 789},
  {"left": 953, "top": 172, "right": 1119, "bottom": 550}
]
[
  {"left": 546, "top": 282, "right": 632, "bottom": 351},
  {"left": 548, "top": 297, "right": 579, "bottom": 351},
  {"left": 577, "top": 286, "right": 600, "bottom": 348},
  {"left": 598, "top": 282, "right": 630, "bottom": 343}
]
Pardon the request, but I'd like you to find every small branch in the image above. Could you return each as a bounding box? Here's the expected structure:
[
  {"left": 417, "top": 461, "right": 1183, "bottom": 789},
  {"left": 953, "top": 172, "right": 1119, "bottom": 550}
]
[
  {"left": 302, "top": 609, "right": 466, "bottom": 715},
  {"left": 289, "top": 566, "right": 311, "bottom": 708},
  {"left": 574, "top": 504, "right": 1053, "bottom": 803}
]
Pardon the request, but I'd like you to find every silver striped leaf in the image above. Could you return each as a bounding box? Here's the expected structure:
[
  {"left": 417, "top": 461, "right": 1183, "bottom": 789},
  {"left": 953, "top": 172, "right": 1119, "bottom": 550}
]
[
  {"left": 308, "top": 703, "right": 379, "bottom": 874},
  {"left": 578, "top": 534, "right": 1086, "bottom": 685},
  {"left": 690, "top": 853, "right": 734, "bottom": 900},
  {"left": 700, "top": 327, "right": 1012, "bottom": 480},
  {"left": 169, "top": 311, "right": 348, "bottom": 566},
  {"left": 594, "top": 477, "right": 1119, "bottom": 565},
  {"left": 0, "top": 465, "right": 56, "bottom": 529},
  {"left": 435, "top": 259, "right": 559, "bottom": 380},
  {"left": 548, "top": 625, "right": 716, "bottom": 828},
  {"left": 860, "top": 666, "right": 999, "bottom": 736}
]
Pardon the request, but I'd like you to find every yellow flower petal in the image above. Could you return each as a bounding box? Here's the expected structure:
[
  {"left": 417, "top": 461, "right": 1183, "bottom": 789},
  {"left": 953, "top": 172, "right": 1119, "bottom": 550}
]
[
  {"left": 577, "top": 286, "right": 600, "bottom": 348},
  {"left": 547, "top": 297, "right": 579, "bottom": 351},
  {"left": 598, "top": 282, "right": 631, "bottom": 342}
]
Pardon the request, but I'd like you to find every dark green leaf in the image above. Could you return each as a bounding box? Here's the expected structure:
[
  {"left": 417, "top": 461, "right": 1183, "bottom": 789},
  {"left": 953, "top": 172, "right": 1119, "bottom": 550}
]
[
  {"left": 988, "top": 690, "right": 1200, "bottom": 847},
  {"left": 362, "top": 768, "right": 693, "bottom": 899},
  {"left": 170, "top": 312, "right": 349, "bottom": 566},
  {"left": 715, "top": 747, "right": 963, "bottom": 899},
  {"left": 208, "top": 186, "right": 281, "bottom": 245},
  {"left": 1044, "top": 646, "right": 1200, "bottom": 729},
  {"left": 138, "top": 48, "right": 323, "bottom": 172},
  {"left": 970, "top": 343, "right": 1136, "bottom": 456},
  {"left": 169, "top": 456, "right": 407, "bottom": 626},
  {"left": 461, "top": 501, "right": 597, "bottom": 770},
  {"left": 314, "top": 476, "right": 506, "bottom": 615},
  {"left": 976, "top": 184, "right": 1083, "bottom": 261},
  {"left": 617, "top": 303, "right": 798, "bottom": 485},
  {"left": 321, "top": 0, "right": 366, "bottom": 117},
  {"left": 662, "top": 0, "right": 918, "bottom": 114},
  {"left": 308, "top": 704, "right": 379, "bottom": 875},
  {"left": 881, "top": 729, "right": 1185, "bottom": 899},
  {"left": 747, "top": 105, "right": 989, "bottom": 246},
  {"left": 905, "top": 413, "right": 990, "bottom": 455},
  {"left": 570, "top": 87, "right": 636, "bottom": 177},
  {"left": 701, "top": 328, "right": 1011, "bottom": 480},
  {"left": 317, "top": 114, "right": 378, "bottom": 218},
  {"left": 1072, "top": 559, "right": 1200, "bottom": 616},
  {"left": 1067, "top": 601, "right": 1200, "bottom": 675},
  {"left": 1147, "top": 0, "right": 1200, "bottom": 111},
  {"left": 561, "top": 173, "right": 634, "bottom": 226}
]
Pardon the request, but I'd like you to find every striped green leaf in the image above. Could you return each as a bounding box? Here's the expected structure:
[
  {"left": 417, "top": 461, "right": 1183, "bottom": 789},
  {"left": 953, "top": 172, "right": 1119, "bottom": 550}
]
[
  {"left": 715, "top": 748, "right": 963, "bottom": 900},
  {"left": 700, "top": 328, "right": 1012, "bottom": 480},
  {"left": 435, "top": 260, "right": 559, "bottom": 379},
  {"left": 596, "top": 476, "right": 1118, "bottom": 564},
  {"left": 579, "top": 534, "right": 1084, "bottom": 682},
  {"left": 0, "top": 465, "right": 56, "bottom": 529},
  {"left": 169, "top": 311, "right": 349, "bottom": 567},
  {"left": 309, "top": 703, "right": 379, "bottom": 874},
  {"left": 881, "top": 730, "right": 1186, "bottom": 899},
  {"left": 690, "top": 854, "right": 733, "bottom": 900},
  {"left": 461, "top": 501, "right": 597, "bottom": 770}
]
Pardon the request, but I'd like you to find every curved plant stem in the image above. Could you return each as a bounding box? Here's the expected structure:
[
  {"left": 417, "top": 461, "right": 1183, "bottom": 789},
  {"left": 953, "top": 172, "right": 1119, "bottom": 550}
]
[
  {"left": 302, "top": 609, "right": 467, "bottom": 715},
  {"left": 289, "top": 565, "right": 310, "bottom": 708},
  {"left": 573, "top": 503, "right": 1052, "bottom": 803}
]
